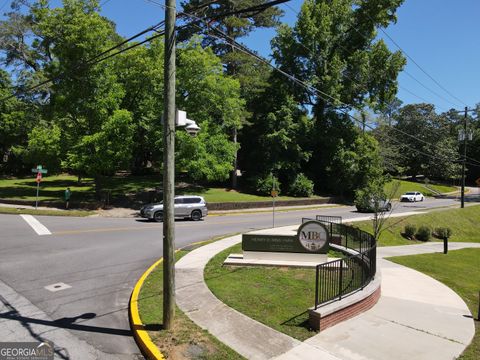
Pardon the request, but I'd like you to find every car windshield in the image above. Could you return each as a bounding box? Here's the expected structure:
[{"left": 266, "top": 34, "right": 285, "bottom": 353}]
[{"left": 405, "top": 192, "right": 416, "bottom": 195}]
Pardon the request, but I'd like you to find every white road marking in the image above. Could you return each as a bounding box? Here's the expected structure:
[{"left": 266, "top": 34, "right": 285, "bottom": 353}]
[{"left": 20, "top": 214, "right": 52, "bottom": 236}]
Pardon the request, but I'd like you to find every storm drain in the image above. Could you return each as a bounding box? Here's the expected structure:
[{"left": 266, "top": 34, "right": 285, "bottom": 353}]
[{"left": 44, "top": 282, "right": 72, "bottom": 292}]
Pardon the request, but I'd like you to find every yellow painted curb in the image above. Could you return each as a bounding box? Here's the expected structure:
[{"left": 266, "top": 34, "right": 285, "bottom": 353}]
[{"left": 129, "top": 258, "right": 165, "bottom": 360}]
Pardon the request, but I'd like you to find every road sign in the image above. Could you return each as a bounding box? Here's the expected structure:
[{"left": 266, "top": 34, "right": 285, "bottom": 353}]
[
  {"left": 271, "top": 190, "right": 278, "bottom": 197},
  {"left": 31, "top": 168, "right": 48, "bottom": 174},
  {"left": 36, "top": 172, "right": 42, "bottom": 183},
  {"left": 476, "top": 177, "right": 480, "bottom": 186}
]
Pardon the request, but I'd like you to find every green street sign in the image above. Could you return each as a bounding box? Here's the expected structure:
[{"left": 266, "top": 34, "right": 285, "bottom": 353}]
[
  {"left": 31, "top": 168, "right": 48, "bottom": 174},
  {"left": 37, "top": 165, "right": 43, "bottom": 170}
]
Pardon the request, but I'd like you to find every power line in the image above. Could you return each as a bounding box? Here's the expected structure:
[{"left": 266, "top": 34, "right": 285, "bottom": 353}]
[
  {"left": 367, "top": 14, "right": 468, "bottom": 108},
  {"left": 0, "top": 0, "right": 9, "bottom": 12},
  {"left": 174, "top": 13, "right": 462, "bottom": 166},
  {"left": 0, "top": 21, "right": 166, "bottom": 102},
  {"left": 281, "top": 2, "right": 456, "bottom": 112},
  {"left": 279, "top": 2, "right": 480, "bottom": 164}
]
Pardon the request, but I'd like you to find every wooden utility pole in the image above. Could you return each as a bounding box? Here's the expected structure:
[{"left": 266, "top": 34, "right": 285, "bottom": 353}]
[
  {"left": 461, "top": 106, "right": 467, "bottom": 208},
  {"left": 163, "top": 0, "right": 176, "bottom": 330}
]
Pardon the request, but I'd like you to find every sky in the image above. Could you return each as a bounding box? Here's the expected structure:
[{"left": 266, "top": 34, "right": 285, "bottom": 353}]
[{"left": 2, "top": 0, "right": 479, "bottom": 113}]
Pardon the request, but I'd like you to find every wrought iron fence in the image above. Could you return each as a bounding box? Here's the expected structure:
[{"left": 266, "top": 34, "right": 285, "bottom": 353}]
[{"left": 313, "top": 219, "right": 377, "bottom": 309}]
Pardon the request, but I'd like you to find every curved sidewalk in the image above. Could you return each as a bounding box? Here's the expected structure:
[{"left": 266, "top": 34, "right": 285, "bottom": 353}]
[{"left": 175, "top": 230, "right": 480, "bottom": 360}]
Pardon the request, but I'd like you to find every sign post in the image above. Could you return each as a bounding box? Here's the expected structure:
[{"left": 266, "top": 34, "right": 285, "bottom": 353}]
[
  {"left": 31, "top": 165, "right": 48, "bottom": 210},
  {"left": 271, "top": 177, "right": 278, "bottom": 228}
]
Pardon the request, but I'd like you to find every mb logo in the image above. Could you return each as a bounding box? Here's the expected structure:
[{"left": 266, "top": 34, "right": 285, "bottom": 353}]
[
  {"left": 300, "top": 231, "right": 321, "bottom": 240},
  {"left": 297, "top": 221, "right": 329, "bottom": 252}
]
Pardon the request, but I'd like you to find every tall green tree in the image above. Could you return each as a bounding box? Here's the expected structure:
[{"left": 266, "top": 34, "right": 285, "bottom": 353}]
[
  {"left": 240, "top": 74, "right": 312, "bottom": 192},
  {"left": 0, "top": 69, "right": 35, "bottom": 173},
  {"left": 271, "top": 0, "right": 406, "bottom": 195},
  {"left": 394, "top": 103, "right": 460, "bottom": 179},
  {"left": 180, "top": 0, "right": 284, "bottom": 188},
  {"left": 114, "top": 40, "right": 165, "bottom": 174},
  {"left": 175, "top": 38, "right": 245, "bottom": 182}
]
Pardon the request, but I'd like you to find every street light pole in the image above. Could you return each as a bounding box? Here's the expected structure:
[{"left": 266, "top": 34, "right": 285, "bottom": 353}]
[
  {"left": 163, "top": 0, "right": 176, "bottom": 330},
  {"left": 461, "top": 106, "right": 467, "bottom": 209}
]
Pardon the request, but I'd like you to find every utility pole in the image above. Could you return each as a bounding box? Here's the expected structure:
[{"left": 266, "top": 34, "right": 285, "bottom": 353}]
[
  {"left": 461, "top": 106, "right": 467, "bottom": 208},
  {"left": 163, "top": 0, "right": 176, "bottom": 330}
]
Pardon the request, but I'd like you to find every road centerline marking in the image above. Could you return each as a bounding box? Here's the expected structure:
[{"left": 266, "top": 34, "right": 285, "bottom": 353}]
[{"left": 20, "top": 214, "right": 52, "bottom": 236}]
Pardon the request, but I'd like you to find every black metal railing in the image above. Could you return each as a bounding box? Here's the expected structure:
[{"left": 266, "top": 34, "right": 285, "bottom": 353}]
[{"left": 312, "top": 218, "right": 377, "bottom": 309}]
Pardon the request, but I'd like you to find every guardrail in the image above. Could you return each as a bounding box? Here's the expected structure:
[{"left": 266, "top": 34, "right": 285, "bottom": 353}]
[{"left": 305, "top": 218, "right": 376, "bottom": 309}]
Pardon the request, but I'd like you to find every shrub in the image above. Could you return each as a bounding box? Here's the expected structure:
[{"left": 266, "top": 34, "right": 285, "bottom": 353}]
[
  {"left": 434, "top": 227, "right": 452, "bottom": 240},
  {"left": 415, "top": 225, "right": 431, "bottom": 241},
  {"left": 253, "top": 174, "right": 281, "bottom": 196},
  {"left": 404, "top": 224, "right": 416, "bottom": 239},
  {"left": 288, "top": 173, "right": 314, "bottom": 197}
]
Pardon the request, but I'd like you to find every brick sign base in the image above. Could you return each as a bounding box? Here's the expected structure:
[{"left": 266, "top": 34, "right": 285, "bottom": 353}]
[{"left": 309, "top": 286, "right": 381, "bottom": 332}]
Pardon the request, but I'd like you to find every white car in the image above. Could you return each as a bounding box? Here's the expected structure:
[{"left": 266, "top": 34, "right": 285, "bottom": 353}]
[{"left": 400, "top": 191, "right": 424, "bottom": 202}]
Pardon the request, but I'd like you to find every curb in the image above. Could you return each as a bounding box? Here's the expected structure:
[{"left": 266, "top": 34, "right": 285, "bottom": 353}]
[{"left": 129, "top": 258, "right": 165, "bottom": 360}]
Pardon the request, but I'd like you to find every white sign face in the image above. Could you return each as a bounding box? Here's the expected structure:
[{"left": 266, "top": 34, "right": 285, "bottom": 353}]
[{"left": 298, "top": 222, "right": 328, "bottom": 252}]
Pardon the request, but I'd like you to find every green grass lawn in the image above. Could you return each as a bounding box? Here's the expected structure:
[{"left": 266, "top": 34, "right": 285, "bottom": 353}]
[
  {"left": 138, "top": 249, "right": 244, "bottom": 359},
  {"left": 388, "top": 248, "right": 480, "bottom": 360},
  {"left": 385, "top": 179, "right": 457, "bottom": 199},
  {"left": 0, "top": 174, "right": 320, "bottom": 205},
  {"left": 0, "top": 206, "right": 93, "bottom": 217},
  {"left": 352, "top": 205, "right": 480, "bottom": 247},
  {"left": 204, "top": 243, "right": 318, "bottom": 341}
]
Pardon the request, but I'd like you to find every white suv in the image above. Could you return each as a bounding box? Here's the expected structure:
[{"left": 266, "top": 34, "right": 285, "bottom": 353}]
[{"left": 140, "top": 195, "right": 208, "bottom": 222}]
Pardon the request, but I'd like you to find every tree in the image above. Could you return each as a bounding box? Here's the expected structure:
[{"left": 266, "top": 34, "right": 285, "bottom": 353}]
[
  {"left": 180, "top": 0, "right": 284, "bottom": 188},
  {"left": 114, "top": 40, "right": 165, "bottom": 174},
  {"left": 239, "top": 77, "right": 312, "bottom": 192},
  {"left": 14, "top": 121, "right": 63, "bottom": 172},
  {"left": 0, "top": 69, "right": 34, "bottom": 173},
  {"left": 271, "top": 0, "right": 406, "bottom": 195},
  {"left": 175, "top": 38, "right": 245, "bottom": 182},
  {"left": 29, "top": 0, "right": 129, "bottom": 193},
  {"left": 394, "top": 103, "right": 460, "bottom": 180}
]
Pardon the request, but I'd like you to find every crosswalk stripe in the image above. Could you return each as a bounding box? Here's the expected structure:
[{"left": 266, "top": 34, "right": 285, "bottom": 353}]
[{"left": 20, "top": 215, "right": 52, "bottom": 236}]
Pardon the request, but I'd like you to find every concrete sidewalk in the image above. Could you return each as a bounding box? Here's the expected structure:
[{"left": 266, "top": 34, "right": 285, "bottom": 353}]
[{"left": 175, "top": 228, "right": 479, "bottom": 360}]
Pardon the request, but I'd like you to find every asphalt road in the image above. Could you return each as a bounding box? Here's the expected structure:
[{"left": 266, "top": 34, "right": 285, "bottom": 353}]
[{"left": 0, "top": 194, "right": 477, "bottom": 358}]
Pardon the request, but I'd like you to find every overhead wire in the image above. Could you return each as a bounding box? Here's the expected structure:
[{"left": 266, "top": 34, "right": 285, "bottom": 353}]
[
  {"left": 363, "top": 12, "right": 468, "bottom": 108},
  {"left": 280, "top": 2, "right": 480, "bottom": 165},
  {"left": 160, "top": 5, "right": 467, "bottom": 167},
  {"left": 0, "top": 20, "right": 167, "bottom": 102},
  {"left": 282, "top": 2, "right": 454, "bottom": 113}
]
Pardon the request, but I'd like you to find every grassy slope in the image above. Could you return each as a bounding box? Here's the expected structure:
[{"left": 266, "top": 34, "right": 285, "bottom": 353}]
[
  {"left": 204, "top": 243, "right": 317, "bottom": 341},
  {"left": 388, "top": 248, "right": 480, "bottom": 360},
  {"left": 138, "top": 249, "right": 244, "bottom": 359},
  {"left": 385, "top": 179, "right": 457, "bottom": 199},
  {"left": 0, "top": 175, "right": 318, "bottom": 204},
  {"left": 353, "top": 205, "right": 480, "bottom": 247}
]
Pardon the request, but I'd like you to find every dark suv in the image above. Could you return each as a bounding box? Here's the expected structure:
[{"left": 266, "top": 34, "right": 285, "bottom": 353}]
[{"left": 140, "top": 195, "right": 208, "bottom": 222}]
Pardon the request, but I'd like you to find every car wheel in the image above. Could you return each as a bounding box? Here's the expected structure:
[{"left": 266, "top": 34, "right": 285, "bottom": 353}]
[
  {"left": 386, "top": 203, "right": 392, "bottom": 211},
  {"left": 421, "top": 197, "right": 424, "bottom": 201},
  {"left": 154, "top": 211, "right": 163, "bottom": 222},
  {"left": 191, "top": 210, "right": 202, "bottom": 221}
]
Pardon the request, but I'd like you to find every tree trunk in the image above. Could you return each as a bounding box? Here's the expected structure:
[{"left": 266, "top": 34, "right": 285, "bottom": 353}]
[
  {"left": 94, "top": 175, "right": 103, "bottom": 200},
  {"left": 231, "top": 127, "right": 238, "bottom": 189}
]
